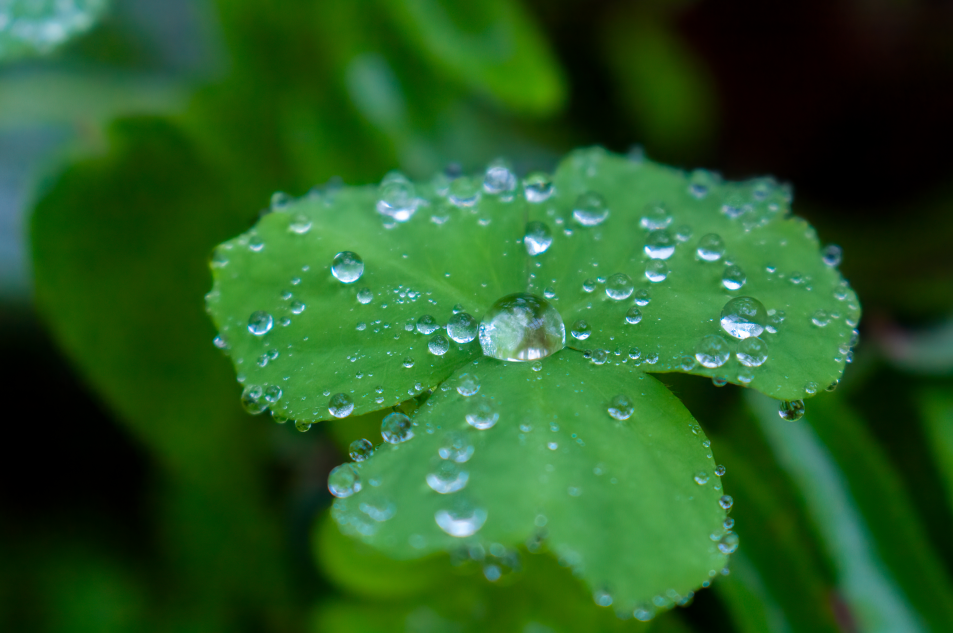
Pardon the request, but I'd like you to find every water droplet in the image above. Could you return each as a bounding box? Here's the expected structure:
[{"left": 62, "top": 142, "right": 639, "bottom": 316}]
[
  {"left": 241, "top": 385, "right": 267, "bottom": 414},
  {"left": 331, "top": 251, "right": 364, "bottom": 284},
  {"left": 645, "top": 230, "right": 675, "bottom": 259},
  {"left": 582, "top": 279, "right": 597, "bottom": 293},
  {"left": 805, "top": 381, "right": 818, "bottom": 396},
  {"left": 605, "top": 273, "right": 634, "bottom": 300},
  {"left": 714, "top": 464, "right": 727, "bottom": 477},
  {"left": 696, "top": 334, "right": 730, "bottom": 368},
  {"left": 248, "top": 311, "right": 273, "bottom": 336},
  {"left": 717, "top": 532, "right": 739, "bottom": 554},
  {"left": 429, "top": 334, "right": 450, "bottom": 355},
  {"left": 447, "top": 313, "right": 478, "bottom": 343},
  {"left": 466, "top": 401, "right": 499, "bottom": 430},
  {"left": 694, "top": 471, "right": 710, "bottom": 485},
  {"left": 594, "top": 589, "right": 614, "bottom": 607},
  {"left": 359, "top": 493, "right": 396, "bottom": 522},
  {"left": 483, "top": 160, "right": 516, "bottom": 194},
  {"left": 674, "top": 224, "right": 693, "bottom": 242},
  {"left": 680, "top": 355, "right": 696, "bottom": 370},
  {"left": 720, "top": 297, "right": 768, "bottom": 339},
  {"left": 456, "top": 373, "right": 480, "bottom": 396},
  {"left": 570, "top": 319, "right": 591, "bottom": 340},
  {"left": 264, "top": 385, "right": 282, "bottom": 404},
  {"left": 688, "top": 169, "right": 717, "bottom": 199},
  {"left": 452, "top": 304, "right": 465, "bottom": 314},
  {"left": 531, "top": 360, "right": 543, "bottom": 372},
  {"left": 357, "top": 288, "right": 373, "bottom": 304},
  {"left": 382, "top": 412, "right": 414, "bottom": 443},
  {"left": 290, "top": 301, "right": 306, "bottom": 315},
  {"left": 591, "top": 349, "right": 609, "bottom": 365},
  {"left": 295, "top": 420, "right": 312, "bottom": 432},
  {"left": 712, "top": 376, "right": 728, "bottom": 387},
  {"left": 640, "top": 203, "right": 672, "bottom": 230},
  {"left": 722, "top": 264, "right": 746, "bottom": 290},
  {"left": 479, "top": 293, "right": 565, "bottom": 362},
  {"left": 572, "top": 191, "right": 610, "bottom": 226},
  {"left": 696, "top": 234, "right": 726, "bottom": 262},
  {"left": 524, "top": 221, "right": 553, "bottom": 256},
  {"left": 822, "top": 244, "right": 842, "bottom": 267},
  {"left": 376, "top": 171, "right": 418, "bottom": 221},
  {"left": 435, "top": 502, "right": 487, "bottom": 537},
  {"left": 349, "top": 438, "right": 374, "bottom": 461},
  {"left": 736, "top": 337, "right": 768, "bottom": 367},
  {"left": 543, "top": 287, "right": 556, "bottom": 299},
  {"left": 645, "top": 260, "right": 668, "bottom": 282},
  {"left": 812, "top": 310, "right": 831, "bottom": 327},
  {"left": 439, "top": 431, "right": 474, "bottom": 463},
  {"left": 427, "top": 461, "right": 469, "bottom": 493},
  {"left": 625, "top": 307, "right": 642, "bottom": 325},
  {"left": 719, "top": 495, "right": 734, "bottom": 510},
  {"left": 778, "top": 400, "right": 805, "bottom": 421},
  {"left": 523, "top": 172, "right": 554, "bottom": 203},
  {"left": 634, "top": 289, "right": 651, "bottom": 306},
  {"left": 329, "top": 393, "right": 354, "bottom": 418},
  {"left": 328, "top": 464, "right": 361, "bottom": 498},
  {"left": 416, "top": 315, "right": 439, "bottom": 335},
  {"left": 607, "top": 394, "right": 634, "bottom": 420},
  {"left": 448, "top": 177, "right": 481, "bottom": 207},
  {"left": 402, "top": 357, "right": 415, "bottom": 368}
]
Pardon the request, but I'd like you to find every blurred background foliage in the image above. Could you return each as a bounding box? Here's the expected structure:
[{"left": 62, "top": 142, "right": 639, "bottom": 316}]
[{"left": 3, "top": 0, "right": 953, "bottom": 631}]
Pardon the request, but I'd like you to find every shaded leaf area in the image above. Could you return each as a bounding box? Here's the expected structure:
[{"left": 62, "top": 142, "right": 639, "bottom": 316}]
[
  {"left": 0, "top": 0, "right": 108, "bottom": 61},
  {"left": 920, "top": 388, "right": 953, "bottom": 511},
  {"left": 748, "top": 391, "right": 953, "bottom": 633},
  {"left": 331, "top": 352, "right": 728, "bottom": 614},
  {"left": 29, "top": 118, "right": 296, "bottom": 629},
  {"left": 528, "top": 147, "right": 859, "bottom": 401}
]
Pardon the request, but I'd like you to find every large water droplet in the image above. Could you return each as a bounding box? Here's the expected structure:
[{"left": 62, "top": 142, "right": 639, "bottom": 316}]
[
  {"left": 523, "top": 172, "right": 554, "bottom": 203},
  {"left": 381, "top": 412, "right": 414, "bottom": 443},
  {"left": 456, "top": 373, "right": 480, "bottom": 397},
  {"left": 722, "top": 264, "right": 746, "bottom": 290},
  {"left": 720, "top": 297, "right": 767, "bottom": 339},
  {"left": 349, "top": 438, "right": 374, "bottom": 462},
  {"left": 438, "top": 431, "right": 474, "bottom": 463},
  {"left": 572, "top": 191, "right": 609, "bottom": 227},
  {"left": 605, "top": 273, "right": 634, "bottom": 300},
  {"left": 778, "top": 400, "right": 805, "bottom": 421},
  {"left": 447, "top": 313, "right": 478, "bottom": 343},
  {"left": 466, "top": 400, "right": 499, "bottom": 430},
  {"left": 435, "top": 503, "right": 487, "bottom": 537},
  {"left": 429, "top": 334, "right": 450, "bottom": 355},
  {"left": 328, "top": 464, "right": 361, "bottom": 498},
  {"left": 329, "top": 393, "right": 354, "bottom": 418},
  {"left": 644, "top": 230, "right": 675, "bottom": 260},
  {"left": 376, "top": 172, "right": 418, "bottom": 222},
  {"left": 695, "top": 334, "right": 730, "bottom": 368},
  {"left": 331, "top": 251, "right": 364, "bottom": 283},
  {"left": 479, "top": 293, "right": 565, "bottom": 362},
  {"left": 696, "top": 234, "right": 725, "bottom": 262},
  {"left": 736, "top": 337, "right": 768, "bottom": 367},
  {"left": 607, "top": 394, "right": 634, "bottom": 420},
  {"left": 524, "top": 221, "right": 553, "bottom": 256},
  {"left": 248, "top": 311, "right": 273, "bottom": 336},
  {"left": 427, "top": 461, "right": 469, "bottom": 494}
]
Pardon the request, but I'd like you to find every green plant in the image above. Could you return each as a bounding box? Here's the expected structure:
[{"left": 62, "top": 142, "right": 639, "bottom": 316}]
[{"left": 205, "top": 147, "right": 859, "bottom": 619}]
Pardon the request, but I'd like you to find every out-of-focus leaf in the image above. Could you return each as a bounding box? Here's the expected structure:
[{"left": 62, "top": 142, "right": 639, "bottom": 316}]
[
  {"left": 0, "top": 0, "right": 108, "bottom": 61},
  {"left": 749, "top": 391, "right": 953, "bottom": 633},
  {"left": 331, "top": 353, "right": 727, "bottom": 616},
  {"left": 879, "top": 316, "right": 953, "bottom": 375},
  {"left": 381, "top": 0, "right": 565, "bottom": 115},
  {"left": 919, "top": 387, "right": 953, "bottom": 511}
]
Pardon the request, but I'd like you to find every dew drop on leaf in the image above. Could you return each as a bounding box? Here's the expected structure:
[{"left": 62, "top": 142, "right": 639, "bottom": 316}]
[
  {"left": 428, "top": 334, "right": 450, "bottom": 355},
  {"left": 456, "top": 373, "right": 480, "bottom": 397},
  {"left": 625, "top": 307, "right": 642, "bottom": 325},
  {"left": 696, "top": 234, "right": 726, "bottom": 262},
  {"left": 426, "top": 461, "right": 470, "bottom": 494},
  {"left": 447, "top": 312, "right": 478, "bottom": 343},
  {"left": 416, "top": 314, "right": 439, "bottom": 335},
  {"left": 376, "top": 172, "right": 418, "bottom": 222},
  {"left": 435, "top": 503, "right": 487, "bottom": 537},
  {"left": 483, "top": 160, "right": 516, "bottom": 195},
  {"left": 331, "top": 251, "right": 364, "bottom": 284},
  {"left": 720, "top": 297, "right": 768, "bottom": 339},
  {"left": 605, "top": 273, "right": 634, "bottom": 300},
  {"left": 478, "top": 293, "right": 565, "bottom": 362},
  {"left": 694, "top": 471, "right": 710, "bottom": 485},
  {"left": 645, "top": 260, "right": 668, "bottom": 282},
  {"left": 570, "top": 319, "right": 591, "bottom": 341},
  {"left": 438, "top": 431, "right": 474, "bottom": 463},
  {"left": 822, "top": 244, "right": 842, "bottom": 267},
  {"left": 523, "top": 172, "right": 554, "bottom": 203},
  {"left": 695, "top": 334, "right": 730, "bottom": 368},
  {"left": 572, "top": 191, "right": 610, "bottom": 226},
  {"left": 357, "top": 288, "right": 373, "bottom": 304},
  {"left": 466, "top": 401, "right": 499, "bottom": 430},
  {"left": 328, "top": 393, "right": 354, "bottom": 418},
  {"left": 241, "top": 385, "right": 266, "bottom": 414},
  {"left": 639, "top": 202, "right": 672, "bottom": 230},
  {"left": 247, "top": 310, "right": 273, "bottom": 335},
  {"left": 524, "top": 221, "right": 554, "bottom": 256},
  {"left": 295, "top": 420, "right": 312, "bottom": 432},
  {"left": 722, "top": 264, "right": 746, "bottom": 290},
  {"left": 328, "top": 464, "right": 361, "bottom": 498},
  {"left": 634, "top": 289, "right": 651, "bottom": 306},
  {"left": 778, "top": 399, "right": 806, "bottom": 421},
  {"left": 349, "top": 438, "right": 374, "bottom": 462},
  {"left": 719, "top": 495, "right": 734, "bottom": 510},
  {"left": 736, "top": 336, "right": 768, "bottom": 367},
  {"left": 718, "top": 532, "right": 739, "bottom": 554},
  {"left": 644, "top": 230, "right": 675, "bottom": 260},
  {"left": 381, "top": 412, "right": 414, "bottom": 443},
  {"left": 607, "top": 394, "right": 634, "bottom": 420}
]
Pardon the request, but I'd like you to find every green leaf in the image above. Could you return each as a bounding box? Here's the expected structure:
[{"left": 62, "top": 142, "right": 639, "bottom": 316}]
[
  {"left": 748, "top": 391, "right": 953, "bottom": 633},
  {"left": 919, "top": 387, "right": 953, "bottom": 510},
  {"left": 0, "top": 0, "right": 108, "bottom": 62},
  {"left": 208, "top": 148, "right": 858, "bottom": 424},
  {"left": 381, "top": 0, "right": 565, "bottom": 115},
  {"left": 330, "top": 352, "right": 728, "bottom": 615}
]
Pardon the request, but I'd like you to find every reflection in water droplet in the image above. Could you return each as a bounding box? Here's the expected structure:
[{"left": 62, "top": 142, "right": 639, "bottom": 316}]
[
  {"left": 523, "top": 172, "right": 554, "bottom": 203},
  {"left": 382, "top": 412, "right": 414, "bottom": 443},
  {"left": 349, "top": 438, "right": 374, "bottom": 461},
  {"left": 736, "top": 337, "right": 768, "bottom": 367},
  {"left": 447, "top": 313, "right": 478, "bottom": 343},
  {"left": 605, "top": 273, "right": 634, "bottom": 300},
  {"left": 720, "top": 297, "right": 767, "bottom": 339},
  {"left": 608, "top": 394, "right": 634, "bottom": 420},
  {"left": 466, "top": 400, "right": 499, "bottom": 430},
  {"left": 402, "top": 357, "right": 415, "bottom": 368},
  {"left": 427, "top": 461, "right": 469, "bottom": 494},
  {"left": 479, "top": 294, "right": 565, "bottom": 362},
  {"left": 524, "top": 221, "right": 554, "bottom": 256},
  {"left": 328, "top": 464, "right": 361, "bottom": 498},
  {"left": 696, "top": 334, "right": 730, "bottom": 368},
  {"left": 295, "top": 420, "right": 312, "bottom": 432},
  {"left": 331, "top": 251, "right": 364, "bottom": 283},
  {"left": 248, "top": 311, "right": 273, "bottom": 336},
  {"left": 572, "top": 191, "right": 610, "bottom": 226},
  {"left": 722, "top": 264, "right": 746, "bottom": 290},
  {"left": 696, "top": 234, "right": 725, "bottom": 262},
  {"left": 329, "top": 393, "right": 354, "bottom": 418},
  {"left": 778, "top": 400, "right": 805, "bottom": 421}
]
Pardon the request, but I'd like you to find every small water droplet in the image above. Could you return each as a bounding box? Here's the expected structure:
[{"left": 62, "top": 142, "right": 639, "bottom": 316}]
[
  {"left": 607, "top": 394, "right": 634, "bottom": 420},
  {"left": 634, "top": 289, "right": 651, "bottom": 306},
  {"left": 448, "top": 176, "right": 481, "bottom": 207},
  {"left": 605, "top": 273, "right": 634, "bottom": 300},
  {"left": 778, "top": 400, "right": 805, "bottom": 421},
  {"left": 543, "top": 287, "right": 556, "bottom": 299},
  {"left": 645, "top": 260, "right": 669, "bottom": 282},
  {"left": 295, "top": 420, "right": 312, "bottom": 432},
  {"left": 416, "top": 315, "right": 439, "bottom": 335},
  {"left": 524, "top": 221, "right": 554, "bottom": 256},
  {"left": 719, "top": 495, "right": 734, "bottom": 510},
  {"left": 349, "top": 438, "right": 374, "bottom": 461},
  {"left": 479, "top": 294, "right": 566, "bottom": 362},
  {"left": 805, "top": 381, "right": 818, "bottom": 396},
  {"left": 329, "top": 393, "right": 354, "bottom": 418},
  {"left": 248, "top": 311, "right": 273, "bottom": 336},
  {"left": 466, "top": 401, "right": 499, "bottom": 430},
  {"left": 571, "top": 319, "right": 591, "bottom": 340},
  {"left": 822, "top": 244, "right": 842, "bottom": 267},
  {"left": 241, "top": 385, "right": 266, "bottom": 414},
  {"left": 717, "top": 532, "right": 739, "bottom": 554},
  {"left": 694, "top": 471, "right": 710, "bottom": 485},
  {"left": 696, "top": 234, "right": 726, "bottom": 262},
  {"left": 714, "top": 464, "right": 726, "bottom": 477},
  {"left": 640, "top": 203, "right": 672, "bottom": 230},
  {"left": 456, "top": 373, "right": 480, "bottom": 397},
  {"left": 531, "top": 360, "right": 543, "bottom": 372},
  {"left": 645, "top": 230, "right": 675, "bottom": 260},
  {"left": 625, "top": 307, "right": 642, "bottom": 325},
  {"left": 290, "top": 301, "right": 306, "bottom": 315},
  {"left": 812, "top": 310, "right": 831, "bottom": 327},
  {"left": 447, "top": 313, "right": 478, "bottom": 343},
  {"left": 427, "top": 461, "right": 469, "bottom": 493},
  {"left": 720, "top": 297, "right": 768, "bottom": 339},
  {"left": 439, "top": 431, "right": 474, "bottom": 463},
  {"left": 594, "top": 589, "right": 614, "bottom": 607},
  {"left": 331, "top": 251, "right": 364, "bottom": 283},
  {"left": 696, "top": 334, "right": 730, "bottom": 368},
  {"left": 523, "top": 172, "right": 554, "bottom": 203},
  {"left": 402, "top": 357, "right": 415, "bottom": 368},
  {"left": 736, "top": 337, "right": 768, "bottom": 367},
  {"left": 572, "top": 191, "right": 610, "bottom": 226},
  {"left": 328, "top": 464, "right": 361, "bottom": 498},
  {"left": 377, "top": 171, "right": 418, "bottom": 221},
  {"left": 382, "top": 412, "right": 414, "bottom": 443},
  {"left": 357, "top": 288, "right": 373, "bottom": 304},
  {"left": 722, "top": 264, "right": 746, "bottom": 290},
  {"left": 264, "top": 385, "right": 282, "bottom": 404},
  {"left": 435, "top": 502, "right": 487, "bottom": 537}
]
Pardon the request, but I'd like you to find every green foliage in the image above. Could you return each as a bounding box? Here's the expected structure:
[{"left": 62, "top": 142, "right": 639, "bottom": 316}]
[{"left": 0, "top": 0, "right": 108, "bottom": 61}]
